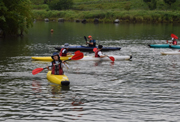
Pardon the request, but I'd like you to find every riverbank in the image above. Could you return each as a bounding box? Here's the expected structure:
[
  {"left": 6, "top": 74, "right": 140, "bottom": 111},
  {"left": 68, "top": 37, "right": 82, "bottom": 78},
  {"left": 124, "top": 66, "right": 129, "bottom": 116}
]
[{"left": 32, "top": 9, "right": 180, "bottom": 23}]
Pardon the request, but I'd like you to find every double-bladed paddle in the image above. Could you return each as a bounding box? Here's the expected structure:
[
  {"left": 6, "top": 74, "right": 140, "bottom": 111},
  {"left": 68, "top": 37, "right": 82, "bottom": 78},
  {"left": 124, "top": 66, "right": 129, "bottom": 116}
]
[
  {"left": 93, "top": 48, "right": 115, "bottom": 62},
  {"left": 32, "top": 52, "right": 84, "bottom": 75}
]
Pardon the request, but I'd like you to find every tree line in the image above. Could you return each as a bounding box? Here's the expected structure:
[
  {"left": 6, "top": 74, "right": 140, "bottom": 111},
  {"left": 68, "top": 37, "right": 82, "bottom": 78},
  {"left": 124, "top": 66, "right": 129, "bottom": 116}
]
[
  {"left": 143, "top": 0, "right": 176, "bottom": 10},
  {"left": 0, "top": 0, "right": 178, "bottom": 37}
]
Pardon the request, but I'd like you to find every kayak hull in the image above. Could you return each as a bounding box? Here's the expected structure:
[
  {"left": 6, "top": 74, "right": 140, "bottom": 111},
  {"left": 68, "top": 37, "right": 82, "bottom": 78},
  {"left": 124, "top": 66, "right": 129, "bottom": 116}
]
[
  {"left": 80, "top": 55, "right": 132, "bottom": 61},
  {"left": 32, "top": 55, "right": 73, "bottom": 61},
  {"left": 148, "top": 44, "right": 170, "bottom": 48},
  {"left": 161, "top": 51, "right": 180, "bottom": 55},
  {"left": 32, "top": 55, "right": 132, "bottom": 61},
  {"left": 169, "top": 45, "right": 180, "bottom": 49},
  {"left": 54, "top": 46, "right": 121, "bottom": 51},
  {"left": 47, "top": 71, "right": 70, "bottom": 86}
]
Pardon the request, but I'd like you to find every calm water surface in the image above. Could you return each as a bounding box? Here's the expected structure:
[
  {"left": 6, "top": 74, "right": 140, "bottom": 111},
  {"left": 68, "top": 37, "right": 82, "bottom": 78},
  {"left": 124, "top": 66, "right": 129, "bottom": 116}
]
[{"left": 0, "top": 22, "right": 180, "bottom": 122}]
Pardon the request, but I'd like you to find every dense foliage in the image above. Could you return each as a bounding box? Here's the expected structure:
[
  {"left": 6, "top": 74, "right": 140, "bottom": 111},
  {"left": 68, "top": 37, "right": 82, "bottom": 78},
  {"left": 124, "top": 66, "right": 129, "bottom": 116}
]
[
  {"left": 163, "top": 0, "right": 176, "bottom": 6},
  {"left": 143, "top": 0, "right": 157, "bottom": 10},
  {"left": 48, "top": 0, "right": 73, "bottom": 10},
  {"left": 0, "top": 0, "right": 33, "bottom": 36}
]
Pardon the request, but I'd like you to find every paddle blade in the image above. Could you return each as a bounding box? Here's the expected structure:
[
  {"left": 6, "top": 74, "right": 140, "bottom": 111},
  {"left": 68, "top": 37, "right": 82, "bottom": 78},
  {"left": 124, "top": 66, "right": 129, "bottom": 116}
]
[
  {"left": 171, "top": 34, "right": 178, "bottom": 39},
  {"left": 32, "top": 68, "right": 44, "bottom": 75},
  {"left": 109, "top": 56, "right": 115, "bottom": 62},
  {"left": 71, "top": 52, "right": 84, "bottom": 60},
  {"left": 74, "top": 50, "right": 81, "bottom": 54},
  {"left": 93, "top": 48, "right": 98, "bottom": 52},
  {"left": 84, "top": 36, "right": 87, "bottom": 41}
]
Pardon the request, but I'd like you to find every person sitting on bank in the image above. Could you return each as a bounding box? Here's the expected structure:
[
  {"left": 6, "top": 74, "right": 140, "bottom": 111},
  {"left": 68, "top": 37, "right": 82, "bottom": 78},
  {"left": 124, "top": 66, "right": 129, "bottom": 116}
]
[
  {"left": 59, "top": 43, "right": 71, "bottom": 56},
  {"left": 87, "top": 35, "right": 96, "bottom": 47},
  {"left": 46, "top": 52, "right": 66, "bottom": 75},
  {"left": 167, "top": 38, "right": 177, "bottom": 45},
  {"left": 95, "top": 45, "right": 107, "bottom": 58}
]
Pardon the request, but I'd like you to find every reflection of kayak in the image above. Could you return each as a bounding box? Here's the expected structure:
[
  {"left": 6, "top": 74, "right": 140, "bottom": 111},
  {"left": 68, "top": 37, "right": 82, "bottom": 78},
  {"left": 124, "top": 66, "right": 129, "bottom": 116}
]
[
  {"left": 32, "top": 55, "right": 132, "bottom": 61},
  {"left": 169, "top": 45, "right": 180, "bottom": 49},
  {"left": 161, "top": 51, "right": 180, "bottom": 55},
  {"left": 32, "top": 55, "right": 73, "bottom": 61},
  {"left": 47, "top": 71, "right": 70, "bottom": 86},
  {"left": 148, "top": 44, "right": 170, "bottom": 48},
  {"left": 80, "top": 55, "right": 132, "bottom": 61},
  {"left": 54, "top": 45, "right": 121, "bottom": 51}
]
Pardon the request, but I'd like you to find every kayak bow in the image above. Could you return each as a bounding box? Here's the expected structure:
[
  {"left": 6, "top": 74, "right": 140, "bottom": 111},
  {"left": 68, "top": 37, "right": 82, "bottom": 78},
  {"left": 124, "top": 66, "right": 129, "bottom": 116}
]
[{"left": 47, "top": 71, "right": 70, "bottom": 86}]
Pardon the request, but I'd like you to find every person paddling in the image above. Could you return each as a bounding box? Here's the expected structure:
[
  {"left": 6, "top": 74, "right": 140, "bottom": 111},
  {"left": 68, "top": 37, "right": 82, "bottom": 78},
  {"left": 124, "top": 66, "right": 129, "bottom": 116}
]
[
  {"left": 87, "top": 35, "right": 96, "bottom": 47},
  {"left": 95, "top": 45, "right": 107, "bottom": 58},
  {"left": 172, "top": 38, "right": 177, "bottom": 45},
  {"left": 167, "top": 33, "right": 178, "bottom": 45},
  {"left": 47, "top": 52, "right": 68, "bottom": 75},
  {"left": 59, "top": 43, "right": 71, "bottom": 56}
]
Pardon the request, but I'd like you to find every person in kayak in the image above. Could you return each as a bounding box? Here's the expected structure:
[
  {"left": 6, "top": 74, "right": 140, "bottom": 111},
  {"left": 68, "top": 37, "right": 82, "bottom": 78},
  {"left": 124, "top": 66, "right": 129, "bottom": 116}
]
[
  {"left": 95, "top": 45, "right": 107, "bottom": 58},
  {"left": 167, "top": 38, "right": 177, "bottom": 45},
  {"left": 47, "top": 52, "right": 68, "bottom": 75},
  {"left": 59, "top": 43, "right": 71, "bottom": 56},
  {"left": 87, "top": 35, "right": 96, "bottom": 47}
]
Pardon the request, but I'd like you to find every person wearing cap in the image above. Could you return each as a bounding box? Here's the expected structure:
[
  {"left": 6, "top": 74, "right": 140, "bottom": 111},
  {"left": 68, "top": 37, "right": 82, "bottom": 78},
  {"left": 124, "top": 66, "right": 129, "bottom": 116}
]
[
  {"left": 172, "top": 38, "right": 177, "bottom": 45},
  {"left": 59, "top": 43, "right": 71, "bottom": 56},
  {"left": 46, "top": 52, "right": 67, "bottom": 75},
  {"left": 95, "top": 45, "right": 107, "bottom": 58},
  {"left": 167, "top": 38, "right": 177, "bottom": 45},
  {"left": 87, "top": 35, "right": 96, "bottom": 47}
]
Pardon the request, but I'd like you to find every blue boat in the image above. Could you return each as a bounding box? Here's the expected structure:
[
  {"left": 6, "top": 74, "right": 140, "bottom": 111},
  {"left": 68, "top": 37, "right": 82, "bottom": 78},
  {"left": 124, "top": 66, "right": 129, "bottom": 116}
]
[
  {"left": 54, "top": 45, "right": 121, "bottom": 51},
  {"left": 169, "top": 45, "right": 180, "bottom": 49},
  {"left": 148, "top": 44, "right": 170, "bottom": 48}
]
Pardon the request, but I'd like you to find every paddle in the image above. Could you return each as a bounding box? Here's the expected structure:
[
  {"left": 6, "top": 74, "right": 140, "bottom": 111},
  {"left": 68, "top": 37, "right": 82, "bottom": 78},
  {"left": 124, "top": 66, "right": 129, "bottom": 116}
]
[
  {"left": 32, "top": 52, "right": 84, "bottom": 75},
  {"left": 171, "top": 34, "right": 178, "bottom": 39},
  {"left": 84, "top": 36, "right": 87, "bottom": 45},
  {"left": 93, "top": 48, "right": 115, "bottom": 62},
  {"left": 74, "top": 50, "right": 81, "bottom": 54}
]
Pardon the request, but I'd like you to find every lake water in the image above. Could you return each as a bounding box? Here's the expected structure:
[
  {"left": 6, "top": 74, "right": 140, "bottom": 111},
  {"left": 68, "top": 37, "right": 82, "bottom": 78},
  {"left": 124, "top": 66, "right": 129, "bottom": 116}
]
[{"left": 0, "top": 22, "right": 180, "bottom": 122}]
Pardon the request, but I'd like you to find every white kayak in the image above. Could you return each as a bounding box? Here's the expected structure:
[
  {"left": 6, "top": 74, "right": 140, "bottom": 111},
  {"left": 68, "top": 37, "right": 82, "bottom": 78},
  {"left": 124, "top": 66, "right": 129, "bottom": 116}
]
[
  {"left": 80, "top": 55, "right": 132, "bottom": 61},
  {"left": 161, "top": 51, "right": 180, "bottom": 55}
]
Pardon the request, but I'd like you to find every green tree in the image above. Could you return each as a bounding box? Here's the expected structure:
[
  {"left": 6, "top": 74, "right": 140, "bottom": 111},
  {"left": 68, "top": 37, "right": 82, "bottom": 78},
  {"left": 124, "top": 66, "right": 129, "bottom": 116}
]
[
  {"left": 48, "top": 0, "right": 73, "bottom": 10},
  {"left": 163, "top": 0, "right": 176, "bottom": 7},
  {"left": 0, "top": 0, "right": 33, "bottom": 36},
  {"left": 143, "top": 0, "right": 157, "bottom": 10}
]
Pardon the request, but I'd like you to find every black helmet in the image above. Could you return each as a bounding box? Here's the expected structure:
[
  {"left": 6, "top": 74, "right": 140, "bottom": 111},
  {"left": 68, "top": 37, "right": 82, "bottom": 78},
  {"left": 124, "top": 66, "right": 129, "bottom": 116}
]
[
  {"left": 51, "top": 52, "right": 59, "bottom": 59},
  {"left": 98, "top": 45, "right": 103, "bottom": 49}
]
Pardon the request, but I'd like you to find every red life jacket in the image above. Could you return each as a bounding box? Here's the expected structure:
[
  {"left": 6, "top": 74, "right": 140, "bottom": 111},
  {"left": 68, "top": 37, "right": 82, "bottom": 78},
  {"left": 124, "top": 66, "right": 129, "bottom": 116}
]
[
  {"left": 95, "top": 50, "right": 100, "bottom": 57},
  {"left": 51, "top": 62, "right": 64, "bottom": 75},
  {"left": 59, "top": 48, "right": 67, "bottom": 56},
  {"left": 173, "top": 40, "right": 177, "bottom": 45}
]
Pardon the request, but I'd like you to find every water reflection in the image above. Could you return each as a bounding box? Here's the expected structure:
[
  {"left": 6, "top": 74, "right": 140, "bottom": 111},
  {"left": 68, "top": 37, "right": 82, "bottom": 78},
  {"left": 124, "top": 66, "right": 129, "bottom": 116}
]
[
  {"left": 50, "top": 84, "right": 70, "bottom": 95},
  {"left": 71, "top": 96, "right": 84, "bottom": 118},
  {"left": 32, "top": 80, "right": 41, "bottom": 93}
]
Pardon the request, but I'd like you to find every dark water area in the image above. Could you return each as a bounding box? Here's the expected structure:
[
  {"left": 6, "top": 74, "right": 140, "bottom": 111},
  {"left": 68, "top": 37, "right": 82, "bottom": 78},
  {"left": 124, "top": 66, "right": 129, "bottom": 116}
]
[{"left": 0, "top": 22, "right": 180, "bottom": 122}]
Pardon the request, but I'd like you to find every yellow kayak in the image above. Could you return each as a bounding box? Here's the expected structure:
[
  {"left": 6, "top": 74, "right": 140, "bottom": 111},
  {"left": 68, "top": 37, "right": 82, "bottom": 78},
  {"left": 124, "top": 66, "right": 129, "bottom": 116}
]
[
  {"left": 47, "top": 71, "right": 70, "bottom": 86},
  {"left": 32, "top": 55, "right": 73, "bottom": 61}
]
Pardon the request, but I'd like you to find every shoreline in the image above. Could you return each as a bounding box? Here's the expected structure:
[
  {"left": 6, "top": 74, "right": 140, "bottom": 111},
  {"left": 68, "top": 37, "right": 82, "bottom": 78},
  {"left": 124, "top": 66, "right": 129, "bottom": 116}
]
[{"left": 32, "top": 10, "right": 180, "bottom": 23}]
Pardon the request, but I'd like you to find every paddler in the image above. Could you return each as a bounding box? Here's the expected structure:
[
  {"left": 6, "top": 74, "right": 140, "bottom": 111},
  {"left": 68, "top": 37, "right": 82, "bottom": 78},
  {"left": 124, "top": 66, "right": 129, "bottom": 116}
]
[
  {"left": 167, "top": 38, "right": 177, "bottom": 45},
  {"left": 47, "top": 52, "right": 69, "bottom": 75},
  {"left": 95, "top": 45, "right": 107, "bottom": 58},
  {"left": 87, "top": 35, "right": 96, "bottom": 47},
  {"left": 59, "top": 43, "right": 71, "bottom": 56}
]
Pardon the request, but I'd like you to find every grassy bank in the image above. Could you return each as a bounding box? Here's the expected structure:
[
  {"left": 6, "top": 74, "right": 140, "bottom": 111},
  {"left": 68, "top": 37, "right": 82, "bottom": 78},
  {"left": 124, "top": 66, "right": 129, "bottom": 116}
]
[
  {"left": 32, "top": 9, "right": 180, "bottom": 23},
  {"left": 31, "top": 0, "right": 180, "bottom": 23}
]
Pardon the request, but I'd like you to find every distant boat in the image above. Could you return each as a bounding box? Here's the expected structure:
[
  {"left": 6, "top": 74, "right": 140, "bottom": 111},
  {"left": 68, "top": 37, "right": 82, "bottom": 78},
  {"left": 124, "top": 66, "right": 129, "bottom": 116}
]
[{"left": 54, "top": 45, "right": 121, "bottom": 51}]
